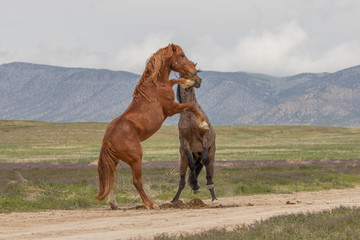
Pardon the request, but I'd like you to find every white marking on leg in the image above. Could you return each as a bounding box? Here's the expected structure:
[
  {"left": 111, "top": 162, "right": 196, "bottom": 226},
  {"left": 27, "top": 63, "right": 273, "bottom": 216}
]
[
  {"left": 180, "top": 79, "right": 195, "bottom": 89},
  {"left": 200, "top": 121, "right": 209, "bottom": 130},
  {"left": 206, "top": 184, "right": 214, "bottom": 190},
  {"left": 107, "top": 190, "right": 118, "bottom": 210}
]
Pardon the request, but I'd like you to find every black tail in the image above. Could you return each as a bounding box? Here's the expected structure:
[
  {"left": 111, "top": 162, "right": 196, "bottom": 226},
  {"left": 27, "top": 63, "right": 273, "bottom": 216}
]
[{"left": 188, "top": 153, "right": 203, "bottom": 189}]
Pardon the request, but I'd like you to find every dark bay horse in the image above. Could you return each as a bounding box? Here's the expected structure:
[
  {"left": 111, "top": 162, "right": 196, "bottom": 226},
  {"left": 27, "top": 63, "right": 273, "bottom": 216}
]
[
  {"left": 171, "top": 73, "right": 217, "bottom": 203},
  {"left": 95, "top": 44, "right": 208, "bottom": 209}
]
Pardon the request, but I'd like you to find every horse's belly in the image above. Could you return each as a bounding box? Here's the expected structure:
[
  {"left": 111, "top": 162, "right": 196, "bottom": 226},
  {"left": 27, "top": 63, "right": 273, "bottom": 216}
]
[
  {"left": 191, "top": 135, "right": 203, "bottom": 152},
  {"left": 137, "top": 105, "right": 166, "bottom": 141},
  {"left": 117, "top": 101, "right": 166, "bottom": 142}
]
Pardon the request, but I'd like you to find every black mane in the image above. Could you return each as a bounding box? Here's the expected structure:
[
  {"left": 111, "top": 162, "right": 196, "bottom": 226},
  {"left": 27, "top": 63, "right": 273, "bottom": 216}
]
[{"left": 176, "top": 84, "right": 182, "bottom": 103}]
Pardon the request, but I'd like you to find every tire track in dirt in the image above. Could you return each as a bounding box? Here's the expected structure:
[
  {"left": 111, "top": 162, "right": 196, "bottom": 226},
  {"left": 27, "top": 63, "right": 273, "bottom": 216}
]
[{"left": 1, "top": 187, "right": 360, "bottom": 240}]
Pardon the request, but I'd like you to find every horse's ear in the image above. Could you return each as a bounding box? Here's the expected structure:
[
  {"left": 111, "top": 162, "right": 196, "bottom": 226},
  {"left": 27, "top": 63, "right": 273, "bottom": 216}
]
[
  {"left": 171, "top": 44, "right": 177, "bottom": 52},
  {"left": 191, "top": 61, "right": 197, "bottom": 67}
]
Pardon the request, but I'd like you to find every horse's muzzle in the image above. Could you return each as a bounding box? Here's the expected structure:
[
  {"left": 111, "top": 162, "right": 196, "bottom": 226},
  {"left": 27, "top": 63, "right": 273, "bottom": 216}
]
[{"left": 193, "top": 75, "right": 202, "bottom": 88}]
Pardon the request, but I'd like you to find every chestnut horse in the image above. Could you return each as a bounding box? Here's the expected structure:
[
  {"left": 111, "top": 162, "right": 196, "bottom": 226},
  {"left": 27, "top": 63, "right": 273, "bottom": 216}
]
[
  {"left": 171, "top": 73, "right": 217, "bottom": 203},
  {"left": 95, "top": 44, "right": 208, "bottom": 210}
]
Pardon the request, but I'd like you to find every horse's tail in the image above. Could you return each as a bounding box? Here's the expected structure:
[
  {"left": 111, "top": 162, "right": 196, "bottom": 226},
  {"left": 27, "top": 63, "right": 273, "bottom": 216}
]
[
  {"left": 95, "top": 140, "right": 119, "bottom": 202},
  {"left": 188, "top": 155, "right": 203, "bottom": 189}
]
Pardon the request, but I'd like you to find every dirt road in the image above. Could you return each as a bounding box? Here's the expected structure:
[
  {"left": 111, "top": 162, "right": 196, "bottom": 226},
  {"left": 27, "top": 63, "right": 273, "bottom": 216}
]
[{"left": 1, "top": 187, "right": 360, "bottom": 240}]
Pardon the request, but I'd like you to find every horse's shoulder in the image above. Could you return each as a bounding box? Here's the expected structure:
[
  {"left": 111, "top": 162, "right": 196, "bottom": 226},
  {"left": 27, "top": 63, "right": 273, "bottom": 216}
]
[{"left": 156, "top": 85, "right": 174, "bottom": 100}]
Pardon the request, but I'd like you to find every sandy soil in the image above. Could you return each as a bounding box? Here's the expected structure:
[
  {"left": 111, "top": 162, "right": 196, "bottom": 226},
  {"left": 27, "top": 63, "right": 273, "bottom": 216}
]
[{"left": 1, "top": 187, "right": 360, "bottom": 240}]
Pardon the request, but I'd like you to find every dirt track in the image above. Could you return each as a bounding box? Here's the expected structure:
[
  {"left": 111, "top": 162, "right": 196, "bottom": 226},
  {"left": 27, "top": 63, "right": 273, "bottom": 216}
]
[{"left": 1, "top": 187, "right": 360, "bottom": 240}]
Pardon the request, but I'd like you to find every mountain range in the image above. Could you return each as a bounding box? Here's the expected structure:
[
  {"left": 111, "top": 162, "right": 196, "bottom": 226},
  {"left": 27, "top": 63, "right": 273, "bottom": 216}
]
[{"left": 1, "top": 62, "right": 359, "bottom": 126}]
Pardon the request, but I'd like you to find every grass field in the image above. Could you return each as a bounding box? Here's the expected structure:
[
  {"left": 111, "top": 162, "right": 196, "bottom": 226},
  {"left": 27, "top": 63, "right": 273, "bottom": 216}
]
[
  {"left": 1, "top": 120, "right": 360, "bottom": 212},
  {"left": 1, "top": 120, "right": 360, "bottom": 163},
  {"left": 1, "top": 161, "right": 360, "bottom": 212},
  {"left": 155, "top": 206, "right": 360, "bottom": 240},
  {"left": 1, "top": 120, "right": 360, "bottom": 239}
]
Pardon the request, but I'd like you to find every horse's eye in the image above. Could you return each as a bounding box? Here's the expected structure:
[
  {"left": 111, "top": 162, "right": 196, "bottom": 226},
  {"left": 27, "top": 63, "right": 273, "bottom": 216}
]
[{"left": 180, "top": 54, "right": 185, "bottom": 57}]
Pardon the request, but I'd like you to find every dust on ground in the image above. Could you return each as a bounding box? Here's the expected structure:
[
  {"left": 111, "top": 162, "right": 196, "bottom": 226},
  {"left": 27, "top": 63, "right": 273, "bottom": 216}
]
[{"left": 1, "top": 187, "right": 360, "bottom": 240}]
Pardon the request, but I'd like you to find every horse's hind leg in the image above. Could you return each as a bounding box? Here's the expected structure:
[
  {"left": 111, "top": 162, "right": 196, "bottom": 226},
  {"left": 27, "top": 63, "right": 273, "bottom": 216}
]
[
  {"left": 130, "top": 160, "right": 159, "bottom": 210},
  {"left": 118, "top": 133, "right": 158, "bottom": 210},
  {"left": 106, "top": 170, "right": 119, "bottom": 209},
  {"left": 171, "top": 153, "right": 188, "bottom": 203},
  {"left": 107, "top": 189, "right": 118, "bottom": 210},
  {"left": 203, "top": 146, "right": 217, "bottom": 201}
]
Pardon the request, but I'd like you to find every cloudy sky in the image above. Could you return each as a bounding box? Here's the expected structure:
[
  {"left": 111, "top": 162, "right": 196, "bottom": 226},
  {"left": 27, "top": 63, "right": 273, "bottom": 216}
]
[{"left": 1, "top": 0, "right": 360, "bottom": 76}]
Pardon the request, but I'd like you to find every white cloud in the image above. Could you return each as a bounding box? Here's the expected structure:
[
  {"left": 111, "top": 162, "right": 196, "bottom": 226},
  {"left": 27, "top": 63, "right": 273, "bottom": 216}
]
[
  {"left": 304, "top": 41, "right": 360, "bottom": 73},
  {"left": 114, "top": 33, "right": 173, "bottom": 74},
  {"left": 190, "top": 22, "right": 360, "bottom": 76},
  {"left": 0, "top": 33, "right": 175, "bottom": 73},
  {"left": 190, "top": 22, "right": 307, "bottom": 75},
  {"left": 1, "top": 1, "right": 360, "bottom": 76},
  {"left": 234, "top": 22, "right": 307, "bottom": 74}
]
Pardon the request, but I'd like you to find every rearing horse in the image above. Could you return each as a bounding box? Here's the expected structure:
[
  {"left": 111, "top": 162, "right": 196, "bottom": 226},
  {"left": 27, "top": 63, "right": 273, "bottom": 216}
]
[
  {"left": 171, "top": 72, "right": 217, "bottom": 203},
  {"left": 95, "top": 44, "right": 208, "bottom": 210}
]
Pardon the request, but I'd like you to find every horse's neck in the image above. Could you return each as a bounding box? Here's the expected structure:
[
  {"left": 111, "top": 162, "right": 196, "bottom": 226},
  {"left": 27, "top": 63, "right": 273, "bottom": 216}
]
[
  {"left": 135, "top": 66, "right": 171, "bottom": 99},
  {"left": 140, "top": 66, "right": 171, "bottom": 86},
  {"left": 158, "top": 68, "right": 171, "bottom": 84},
  {"left": 179, "top": 87, "right": 199, "bottom": 105}
]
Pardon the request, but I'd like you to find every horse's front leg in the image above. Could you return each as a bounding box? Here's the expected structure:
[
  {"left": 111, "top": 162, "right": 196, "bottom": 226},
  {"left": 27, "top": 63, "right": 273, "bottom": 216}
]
[
  {"left": 167, "top": 102, "right": 209, "bottom": 130},
  {"left": 169, "top": 78, "right": 195, "bottom": 88}
]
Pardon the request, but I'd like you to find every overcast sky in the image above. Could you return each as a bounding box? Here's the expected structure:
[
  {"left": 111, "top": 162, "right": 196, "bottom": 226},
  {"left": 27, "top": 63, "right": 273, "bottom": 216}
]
[{"left": 1, "top": 0, "right": 360, "bottom": 76}]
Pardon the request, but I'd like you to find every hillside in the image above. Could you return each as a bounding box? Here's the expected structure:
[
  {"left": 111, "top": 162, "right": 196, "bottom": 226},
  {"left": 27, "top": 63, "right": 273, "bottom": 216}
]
[{"left": 1, "top": 62, "right": 359, "bottom": 126}]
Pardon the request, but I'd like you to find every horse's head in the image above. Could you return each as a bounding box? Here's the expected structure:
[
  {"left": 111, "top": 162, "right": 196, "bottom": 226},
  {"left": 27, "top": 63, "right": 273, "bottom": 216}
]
[
  {"left": 169, "top": 44, "right": 202, "bottom": 88},
  {"left": 179, "top": 68, "right": 202, "bottom": 88}
]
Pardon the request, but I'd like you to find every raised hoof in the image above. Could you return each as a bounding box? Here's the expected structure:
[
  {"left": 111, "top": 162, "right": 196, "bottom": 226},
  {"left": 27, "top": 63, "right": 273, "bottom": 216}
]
[
  {"left": 199, "top": 121, "right": 209, "bottom": 130},
  {"left": 211, "top": 198, "right": 218, "bottom": 203},
  {"left": 193, "top": 189, "right": 201, "bottom": 194},
  {"left": 180, "top": 79, "right": 194, "bottom": 89}
]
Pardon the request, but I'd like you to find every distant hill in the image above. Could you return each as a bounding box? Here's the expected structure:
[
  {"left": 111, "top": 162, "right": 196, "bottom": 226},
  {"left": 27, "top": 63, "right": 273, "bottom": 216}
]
[{"left": 1, "top": 62, "right": 360, "bottom": 126}]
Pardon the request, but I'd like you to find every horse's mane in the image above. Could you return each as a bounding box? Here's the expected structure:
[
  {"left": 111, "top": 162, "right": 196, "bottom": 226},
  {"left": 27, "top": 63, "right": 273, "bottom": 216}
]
[
  {"left": 176, "top": 84, "right": 182, "bottom": 103},
  {"left": 133, "top": 44, "right": 184, "bottom": 101}
]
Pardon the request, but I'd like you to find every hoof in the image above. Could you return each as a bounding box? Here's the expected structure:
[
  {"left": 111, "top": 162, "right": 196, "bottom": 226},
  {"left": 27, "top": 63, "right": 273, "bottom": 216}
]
[
  {"left": 180, "top": 79, "right": 194, "bottom": 89},
  {"left": 146, "top": 202, "right": 159, "bottom": 210},
  {"left": 211, "top": 198, "right": 219, "bottom": 203},
  {"left": 152, "top": 203, "right": 160, "bottom": 211},
  {"left": 109, "top": 204, "right": 119, "bottom": 210},
  {"left": 199, "top": 121, "right": 209, "bottom": 130},
  {"left": 107, "top": 200, "right": 119, "bottom": 210},
  {"left": 193, "top": 189, "right": 201, "bottom": 194}
]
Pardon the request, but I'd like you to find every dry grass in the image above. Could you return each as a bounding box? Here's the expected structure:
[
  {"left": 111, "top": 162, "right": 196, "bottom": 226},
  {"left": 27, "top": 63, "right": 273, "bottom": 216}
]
[
  {"left": 2, "top": 160, "right": 360, "bottom": 212},
  {"left": 1, "top": 121, "right": 360, "bottom": 163},
  {"left": 155, "top": 206, "right": 360, "bottom": 240}
]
